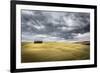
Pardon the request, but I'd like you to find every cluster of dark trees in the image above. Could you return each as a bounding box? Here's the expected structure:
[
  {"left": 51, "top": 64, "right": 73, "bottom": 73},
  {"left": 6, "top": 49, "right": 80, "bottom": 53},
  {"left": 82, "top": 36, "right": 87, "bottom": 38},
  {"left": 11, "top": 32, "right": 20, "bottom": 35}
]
[{"left": 34, "top": 41, "right": 43, "bottom": 43}]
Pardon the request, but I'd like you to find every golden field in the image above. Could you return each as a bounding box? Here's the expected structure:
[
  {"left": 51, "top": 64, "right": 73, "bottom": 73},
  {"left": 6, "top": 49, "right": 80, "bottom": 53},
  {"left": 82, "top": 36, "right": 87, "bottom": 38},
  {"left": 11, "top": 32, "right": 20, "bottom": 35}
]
[{"left": 21, "top": 42, "right": 90, "bottom": 63}]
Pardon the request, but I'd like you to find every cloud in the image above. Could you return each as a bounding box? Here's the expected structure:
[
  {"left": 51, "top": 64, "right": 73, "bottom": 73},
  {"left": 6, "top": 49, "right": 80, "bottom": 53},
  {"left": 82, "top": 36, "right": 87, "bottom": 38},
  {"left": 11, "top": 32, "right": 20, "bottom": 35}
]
[
  {"left": 21, "top": 10, "right": 90, "bottom": 41},
  {"left": 73, "top": 32, "right": 90, "bottom": 41},
  {"left": 22, "top": 34, "right": 66, "bottom": 42}
]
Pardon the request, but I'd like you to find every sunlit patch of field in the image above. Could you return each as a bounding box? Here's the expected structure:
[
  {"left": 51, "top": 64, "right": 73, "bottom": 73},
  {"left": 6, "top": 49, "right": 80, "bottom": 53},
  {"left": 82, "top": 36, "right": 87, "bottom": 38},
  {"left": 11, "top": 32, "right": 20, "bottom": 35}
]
[{"left": 21, "top": 42, "right": 90, "bottom": 63}]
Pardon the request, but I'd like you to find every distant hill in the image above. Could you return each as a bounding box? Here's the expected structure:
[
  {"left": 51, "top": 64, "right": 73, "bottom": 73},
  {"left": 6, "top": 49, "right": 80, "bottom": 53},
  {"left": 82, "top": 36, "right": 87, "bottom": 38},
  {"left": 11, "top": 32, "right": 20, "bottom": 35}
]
[{"left": 74, "top": 41, "right": 90, "bottom": 45}]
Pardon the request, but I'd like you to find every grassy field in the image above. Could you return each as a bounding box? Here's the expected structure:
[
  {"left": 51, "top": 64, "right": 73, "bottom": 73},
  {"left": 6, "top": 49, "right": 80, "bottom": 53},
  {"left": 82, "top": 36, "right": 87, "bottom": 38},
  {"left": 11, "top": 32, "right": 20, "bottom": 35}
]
[{"left": 21, "top": 42, "right": 90, "bottom": 63}]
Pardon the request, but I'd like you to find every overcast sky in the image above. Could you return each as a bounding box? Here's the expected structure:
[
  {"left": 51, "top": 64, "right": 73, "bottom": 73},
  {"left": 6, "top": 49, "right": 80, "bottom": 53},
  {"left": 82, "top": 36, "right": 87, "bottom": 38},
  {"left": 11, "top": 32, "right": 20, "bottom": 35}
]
[{"left": 21, "top": 10, "right": 90, "bottom": 42}]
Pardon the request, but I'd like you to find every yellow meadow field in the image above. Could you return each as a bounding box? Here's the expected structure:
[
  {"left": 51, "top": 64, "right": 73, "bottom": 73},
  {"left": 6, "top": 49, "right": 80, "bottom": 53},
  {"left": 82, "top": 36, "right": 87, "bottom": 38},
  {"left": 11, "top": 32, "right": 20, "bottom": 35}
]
[{"left": 21, "top": 42, "right": 90, "bottom": 63}]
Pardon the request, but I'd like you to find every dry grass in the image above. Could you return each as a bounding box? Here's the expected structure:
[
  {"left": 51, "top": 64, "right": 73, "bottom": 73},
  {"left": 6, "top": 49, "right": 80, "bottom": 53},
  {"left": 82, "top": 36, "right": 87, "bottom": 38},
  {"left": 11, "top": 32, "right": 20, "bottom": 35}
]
[{"left": 21, "top": 42, "right": 90, "bottom": 63}]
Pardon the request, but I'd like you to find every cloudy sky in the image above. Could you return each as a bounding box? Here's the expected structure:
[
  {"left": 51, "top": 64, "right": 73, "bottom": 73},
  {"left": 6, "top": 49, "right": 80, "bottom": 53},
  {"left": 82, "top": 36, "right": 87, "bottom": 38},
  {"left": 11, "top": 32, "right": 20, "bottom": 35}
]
[{"left": 21, "top": 10, "right": 90, "bottom": 42}]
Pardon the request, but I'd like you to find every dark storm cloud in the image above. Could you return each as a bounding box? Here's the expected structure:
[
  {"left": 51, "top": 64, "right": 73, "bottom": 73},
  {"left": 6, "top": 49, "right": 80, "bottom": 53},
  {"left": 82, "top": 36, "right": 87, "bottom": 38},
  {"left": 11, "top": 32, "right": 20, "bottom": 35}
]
[{"left": 21, "top": 10, "right": 90, "bottom": 41}]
